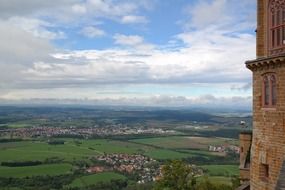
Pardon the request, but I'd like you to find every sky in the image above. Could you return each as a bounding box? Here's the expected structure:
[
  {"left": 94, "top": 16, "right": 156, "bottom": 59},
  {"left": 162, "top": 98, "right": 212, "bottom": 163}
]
[{"left": 0, "top": 0, "right": 256, "bottom": 108}]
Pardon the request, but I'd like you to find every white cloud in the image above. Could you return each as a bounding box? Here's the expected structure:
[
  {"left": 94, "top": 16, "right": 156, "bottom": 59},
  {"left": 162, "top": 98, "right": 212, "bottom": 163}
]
[
  {"left": 8, "top": 17, "right": 66, "bottom": 39},
  {"left": 183, "top": 0, "right": 256, "bottom": 30},
  {"left": 0, "top": 19, "right": 55, "bottom": 88},
  {"left": 20, "top": 25, "right": 254, "bottom": 88},
  {"left": 114, "top": 34, "right": 144, "bottom": 46},
  {"left": 0, "top": 0, "right": 78, "bottom": 18},
  {"left": 0, "top": 92, "right": 252, "bottom": 109},
  {"left": 113, "top": 34, "right": 155, "bottom": 51},
  {"left": 121, "top": 15, "right": 148, "bottom": 24},
  {"left": 71, "top": 4, "right": 87, "bottom": 14},
  {"left": 80, "top": 26, "right": 105, "bottom": 38},
  {"left": 186, "top": 0, "right": 228, "bottom": 29},
  {"left": 0, "top": 0, "right": 255, "bottom": 108}
]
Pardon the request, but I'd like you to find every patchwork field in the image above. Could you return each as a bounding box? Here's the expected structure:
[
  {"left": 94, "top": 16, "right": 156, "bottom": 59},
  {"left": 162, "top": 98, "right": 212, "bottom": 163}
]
[
  {"left": 0, "top": 139, "right": 156, "bottom": 163},
  {"left": 68, "top": 172, "right": 126, "bottom": 188},
  {"left": 0, "top": 136, "right": 239, "bottom": 188}
]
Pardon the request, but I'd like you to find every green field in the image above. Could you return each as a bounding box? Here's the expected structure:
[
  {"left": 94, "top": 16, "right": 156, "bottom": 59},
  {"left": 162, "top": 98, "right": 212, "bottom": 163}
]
[
  {"left": 131, "top": 136, "right": 238, "bottom": 150},
  {"left": 197, "top": 176, "right": 233, "bottom": 186},
  {"left": 0, "top": 163, "right": 72, "bottom": 177},
  {"left": 68, "top": 172, "right": 126, "bottom": 188},
  {"left": 0, "top": 139, "right": 155, "bottom": 163},
  {"left": 144, "top": 149, "right": 191, "bottom": 160},
  {"left": 201, "top": 165, "right": 239, "bottom": 176},
  {"left": 79, "top": 139, "right": 153, "bottom": 154},
  {"left": 178, "top": 149, "right": 225, "bottom": 157},
  {"left": 0, "top": 141, "right": 97, "bottom": 162}
]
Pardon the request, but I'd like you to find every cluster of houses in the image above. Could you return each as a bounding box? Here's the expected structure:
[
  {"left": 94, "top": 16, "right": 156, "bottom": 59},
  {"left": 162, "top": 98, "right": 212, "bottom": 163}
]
[
  {"left": 0, "top": 126, "right": 176, "bottom": 139},
  {"left": 208, "top": 144, "right": 240, "bottom": 154},
  {"left": 92, "top": 154, "right": 161, "bottom": 183}
]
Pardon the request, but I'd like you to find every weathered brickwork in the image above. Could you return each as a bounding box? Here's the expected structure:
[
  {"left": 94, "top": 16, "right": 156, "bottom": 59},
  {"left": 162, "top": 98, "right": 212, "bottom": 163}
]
[
  {"left": 249, "top": 63, "right": 285, "bottom": 190},
  {"left": 244, "top": 0, "right": 285, "bottom": 189},
  {"left": 239, "top": 132, "right": 252, "bottom": 182},
  {"left": 257, "top": 0, "right": 266, "bottom": 58}
]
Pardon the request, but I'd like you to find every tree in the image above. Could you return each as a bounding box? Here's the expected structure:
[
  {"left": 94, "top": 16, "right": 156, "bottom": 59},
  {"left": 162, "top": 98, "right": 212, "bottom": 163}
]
[
  {"left": 153, "top": 160, "right": 235, "bottom": 190},
  {"left": 153, "top": 160, "right": 196, "bottom": 190}
]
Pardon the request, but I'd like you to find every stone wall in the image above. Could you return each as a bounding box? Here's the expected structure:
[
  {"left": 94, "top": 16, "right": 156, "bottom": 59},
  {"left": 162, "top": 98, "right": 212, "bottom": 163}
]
[{"left": 249, "top": 62, "right": 285, "bottom": 190}]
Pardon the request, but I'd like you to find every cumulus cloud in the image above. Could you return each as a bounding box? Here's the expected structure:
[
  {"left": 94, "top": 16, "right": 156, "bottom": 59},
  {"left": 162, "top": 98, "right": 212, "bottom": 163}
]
[
  {"left": 0, "top": 19, "right": 55, "bottom": 88},
  {"left": 80, "top": 26, "right": 105, "bottom": 38},
  {"left": 121, "top": 15, "right": 148, "bottom": 24},
  {"left": 113, "top": 34, "right": 155, "bottom": 51},
  {"left": 114, "top": 34, "right": 144, "bottom": 46},
  {"left": 0, "top": 0, "right": 255, "bottom": 107},
  {"left": 8, "top": 17, "right": 66, "bottom": 39},
  {"left": 0, "top": 0, "right": 77, "bottom": 18},
  {"left": 183, "top": 0, "right": 256, "bottom": 30}
]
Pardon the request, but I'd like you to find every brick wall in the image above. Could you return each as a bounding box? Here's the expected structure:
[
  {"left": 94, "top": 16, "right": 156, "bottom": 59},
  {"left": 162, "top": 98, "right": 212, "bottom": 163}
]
[
  {"left": 249, "top": 63, "right": 285, "bottom": 190},
  {"left": 257, "top": 0, "right": 266, "bottom": 58},
  {"left": 247, "top": 1, "right": 285, "bottom": 189}
]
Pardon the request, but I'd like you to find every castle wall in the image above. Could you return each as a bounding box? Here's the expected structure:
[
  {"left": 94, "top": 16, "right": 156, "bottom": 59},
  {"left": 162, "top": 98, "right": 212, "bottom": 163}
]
[
  {"left": 257, "top": 0, "right": 267, "bottom": 58},
  {"left": 250, "top": 64, "right": 285, "bottom": 190}
]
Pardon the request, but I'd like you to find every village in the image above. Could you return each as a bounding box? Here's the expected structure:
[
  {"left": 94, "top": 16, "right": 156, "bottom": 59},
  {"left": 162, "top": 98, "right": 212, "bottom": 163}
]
[
  {"left": 86, "top": 153, "right": 204, "bottom": 184},
  {"left": 0, "top": 125, "right": 176, "bottom": 139}
]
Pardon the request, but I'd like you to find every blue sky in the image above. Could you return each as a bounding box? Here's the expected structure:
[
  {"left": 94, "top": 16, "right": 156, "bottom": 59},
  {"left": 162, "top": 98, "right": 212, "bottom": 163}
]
[{"left": 0, "top": 0, "right": 256, "bottom": 108}]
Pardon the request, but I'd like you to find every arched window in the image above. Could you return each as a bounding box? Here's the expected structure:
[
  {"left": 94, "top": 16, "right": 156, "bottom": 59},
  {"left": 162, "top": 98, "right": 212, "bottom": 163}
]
[
  {"left": 264, "top": 77, "right": 270, "bottom": 106},
  {"left": 271, "top": 75, "right": 277, "bottom": 105},
  {"left": 268, "top": 0, "right": 285, "bottom": 55},
  {"left": 262, "top": 73, "right": 277, "bottom": 107}
]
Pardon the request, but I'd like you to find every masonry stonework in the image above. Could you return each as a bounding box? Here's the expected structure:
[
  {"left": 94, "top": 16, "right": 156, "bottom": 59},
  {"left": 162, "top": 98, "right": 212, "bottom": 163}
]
[{"left": 244, "top": 0, "right": 285, "bottom": 189}]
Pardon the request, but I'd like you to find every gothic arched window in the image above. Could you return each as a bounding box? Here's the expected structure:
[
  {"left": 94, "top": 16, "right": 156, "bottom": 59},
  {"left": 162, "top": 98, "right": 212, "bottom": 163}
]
[
  {"left": 269, "top": 0, "right": 285, "bottom": 55},
  {"left": 262, "top": 73, "right": 277, "bottom": 107},
  {"left": 271, "top": 75, "right": 277, "bottom": 105},
  {"left": 264, "top": 76, "right": 270, "bottom": 106}
]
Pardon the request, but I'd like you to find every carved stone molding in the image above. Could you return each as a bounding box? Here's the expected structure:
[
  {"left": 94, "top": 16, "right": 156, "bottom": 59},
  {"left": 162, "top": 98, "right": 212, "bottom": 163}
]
[
  {"left": 246, "top": 55, "right": 285, "bottom": 71},
  {"left": 269, "top": 0, "right": 285, "bottom": 13}
]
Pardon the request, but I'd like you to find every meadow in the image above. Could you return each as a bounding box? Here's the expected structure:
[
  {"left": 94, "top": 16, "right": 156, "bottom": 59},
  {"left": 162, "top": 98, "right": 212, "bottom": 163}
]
[
  {"left": 201, "top": 165, "right": 239, "bottom": 177},
  {"left": 0, "top": 163, "right": 72, "bottom": 178},
  {"left": 68, "top": 172, "right": 126, "bottom": 188},
  {"left": 130, "top": 136, "right": 238, "bottom": 150}
]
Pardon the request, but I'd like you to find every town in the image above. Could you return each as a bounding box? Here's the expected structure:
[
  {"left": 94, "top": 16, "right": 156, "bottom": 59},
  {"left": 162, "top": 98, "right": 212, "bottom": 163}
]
[{"left": 0, "top": 125, "right": 176, "bottom": 139}]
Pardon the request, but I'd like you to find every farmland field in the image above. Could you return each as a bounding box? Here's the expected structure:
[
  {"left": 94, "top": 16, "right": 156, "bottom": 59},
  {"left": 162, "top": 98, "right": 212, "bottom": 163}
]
[
  {"left": 201, "top": 164, "right": 239, "bottom": 176},
  {"left": 68, "top": 172, "right": 126, "bottom": 188},
  {"left": 197, "top": 176, "right": 233, "bottom": 186},
  {"left": 0, "top": 139, "right": 157, "bottom": 164},
  {"left": 130, "top": 136, "right": 238, "bottom": 150},
  {"left": 144, "top": 149, "right": 191, "bottom": 160},
  {"left": 0, "top": 141, "right": 97, "bottom": 162},
  {"left": 0, "top": 163, "right": 72, "bottom": 177}
]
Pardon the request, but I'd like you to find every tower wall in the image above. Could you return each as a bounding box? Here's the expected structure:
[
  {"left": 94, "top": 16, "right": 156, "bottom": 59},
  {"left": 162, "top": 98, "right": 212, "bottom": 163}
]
[
  {"left": 247, "top": 1, "right": 285, "bottom": 189},
  {"left": 257, "top": 0, "right": 267, "bottom": 58},
  {"left": 249, "top": 64, "right": 285, "bottom": 190}
]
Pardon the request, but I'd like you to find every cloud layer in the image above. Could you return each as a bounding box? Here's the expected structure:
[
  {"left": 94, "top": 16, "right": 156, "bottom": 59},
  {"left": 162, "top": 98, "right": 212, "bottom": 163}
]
[{"left": 0, "top": 0, "right": 256, "bottom": 108}]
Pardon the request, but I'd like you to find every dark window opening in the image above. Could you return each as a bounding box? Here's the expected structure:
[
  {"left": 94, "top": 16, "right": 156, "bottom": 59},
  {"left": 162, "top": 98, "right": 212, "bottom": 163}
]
[
  {"left": 260, "top": 164, "right": 269, "bottom": 182},
  {"left": 263, "top": 73, "right": 277, "bottom": 108}
]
